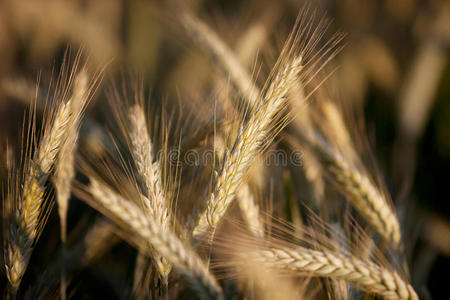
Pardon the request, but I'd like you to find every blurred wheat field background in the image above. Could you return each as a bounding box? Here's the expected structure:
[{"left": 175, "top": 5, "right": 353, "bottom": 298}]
[{"left": 0, "top": 0, "right": 449, "bottom": 299}]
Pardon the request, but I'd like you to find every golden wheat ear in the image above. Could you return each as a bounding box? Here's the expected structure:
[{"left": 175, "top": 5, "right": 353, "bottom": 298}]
[
  {"left": 250, "top": 246, "right": 417, "bottom": 300},
  {"left": 3, "top": 51, "right": 103, "bottom": 298},
  {"left": 52, "top": 66, "right": 103, "bottom": 300},
  {"left": 4, "top": 78, "right": 72, "bottom": 297},
  {"left": 127, "top": 103, "right": 173, "bottom": 281},
  {"left": 105, "top": 83, "right": 177, "bottom": 283},
  {"left": 191, "top": 47, "right": 304, "bottom": 242},
  {"left": 188, "top": 9, "right": 344, "bottom": 244},
  {"left": 300, "top": 99, "right": 402, "bottom": 247},
  {"left": 214, "top": 219, "right": 417, "bottom": 300}
]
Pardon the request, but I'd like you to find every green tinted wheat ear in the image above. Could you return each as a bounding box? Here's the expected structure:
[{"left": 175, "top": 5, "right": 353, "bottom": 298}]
[
  {"left": 88, "top": 179, "right": 223, "bottom": 300},
  {"left": 128, "top": 104, "right": 172, "bottom": 278},
  {"left": 193, "top": 56, "right": 303, "bottom": 242},
  {"left": 252, "top": 246, "right": 418, "bottom": 300},
  {"left": 311, "top": 135, "right": 401, "bottom": 245},
  {"left": 5, "top": 97, "right": 72, "bottom": 295}
]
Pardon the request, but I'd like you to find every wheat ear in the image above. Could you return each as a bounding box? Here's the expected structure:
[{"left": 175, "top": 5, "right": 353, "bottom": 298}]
[
  {"left": 128, "top": 104, "right": 172, "bottom": 278},
  {"left": 311, "top": 135, "right": 401, "bottom": 245},
  {"left": 88, "top": 179, "right": 223, "bottom": 300},
  {"left": 181, "top": 15, "right": 268, "bottom": 240},
  {"left": 192, "top": 55, "right": 303, "bottom": 242},
  {"left": 252, "top": 245, "right": 418, "bottom": 300},
  {"left": 54, "top": 71, "right": 88, "bottom": 239},
  {"left": 52, "top": 71, "right": 89, "bottom": 300},
  {"left": 6, "top": 98, "right": 71, "bottom": 294}
]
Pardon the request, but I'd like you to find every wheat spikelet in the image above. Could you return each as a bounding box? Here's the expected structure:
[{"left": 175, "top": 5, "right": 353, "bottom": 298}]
[
  {"left": 128, "top": 104, "right": 172, "bottom": 277},
  {"left": 88, "top": 179, "right": 223, "bottom": 300},
  {"left": 5, "top": 98, "right": 71, "bottom": 294},
  {"left": 251, "top": 245, "right": 418, "bottom": 300},
  {"left": 311, "top": 135, "right": 401, "bottom": 245},
  {"left": 192, "top": 55, "right": 303, "bottom": 242}
]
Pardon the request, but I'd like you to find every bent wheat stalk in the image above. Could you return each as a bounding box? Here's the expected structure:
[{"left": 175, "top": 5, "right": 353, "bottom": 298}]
[
  {"left": 88, "top": 179, "right": 223, "bottom": 300},
  {"left": 251, "top": 245, "right": 418, "bottom": 300}
]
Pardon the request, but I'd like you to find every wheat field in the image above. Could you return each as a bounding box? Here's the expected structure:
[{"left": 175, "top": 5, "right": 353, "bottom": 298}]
[{"left": 0, "top": 0, "right": 449, "bottom": 299}]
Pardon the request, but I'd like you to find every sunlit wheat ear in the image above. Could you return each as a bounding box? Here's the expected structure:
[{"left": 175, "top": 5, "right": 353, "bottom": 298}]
[
  {"left": 249, "top": 246, "right": 417, "bottom": 300},
  {"left": 210, "top": 135, "right": 265, "bottom": 238},
  {"left": 52, "top": 70, "right": 89, "bottom": 300},
  {"left": 86, "top": 179, "right": 223, "bottom": 300},
  {"left": 4, "top": 90, "right": 72, "bottom": 295},
  {"left": 192, "top": 54, "right": 303, "bottom": 242},
  {"left": 128, "top": 104, "right": 170, "bottom": 228},
  {"left": 54, "top": 71, "right": 88, "bottom": 243},
  {"left": 128, "top": 103, "right": 172, "bottom": 278},
  {"left": 310, "top": 134, "right": 401, "bottom": 246}
]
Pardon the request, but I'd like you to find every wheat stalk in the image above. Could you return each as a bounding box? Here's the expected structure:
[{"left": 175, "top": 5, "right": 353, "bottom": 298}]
[
  {"left": 88, "top": 179, "right": 223, "bottom": 300},
  {"left": 250, "top": 245, "right": 418, "bottom": 300}
]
